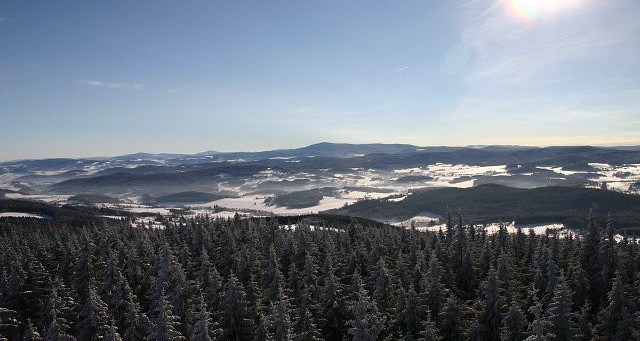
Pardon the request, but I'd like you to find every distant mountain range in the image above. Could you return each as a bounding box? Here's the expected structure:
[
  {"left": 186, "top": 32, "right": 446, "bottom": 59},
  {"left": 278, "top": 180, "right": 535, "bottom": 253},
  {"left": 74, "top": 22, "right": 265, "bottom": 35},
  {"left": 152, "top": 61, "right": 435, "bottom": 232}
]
[
  {"left": 2, "top": 142, "right": 639, "bottom": 166},
  {"left": 1, "top": 143, "right": 639, "bottom": 228}
]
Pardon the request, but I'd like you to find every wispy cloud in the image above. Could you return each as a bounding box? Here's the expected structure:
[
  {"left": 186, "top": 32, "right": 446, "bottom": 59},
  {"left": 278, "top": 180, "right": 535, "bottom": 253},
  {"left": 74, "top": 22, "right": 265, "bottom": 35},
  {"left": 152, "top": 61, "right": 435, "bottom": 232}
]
[
  {"left": 0, "top": 16, "right": 6, "bottom": 23},
  {"left": 459, "top": 0, "right": 640, "bottom": 84},
  {"left": 80, "top": 80, "right": 144, "bottom": 90},
  {"left": 382, "top": 66, "right": 411, "bottom": 77}
]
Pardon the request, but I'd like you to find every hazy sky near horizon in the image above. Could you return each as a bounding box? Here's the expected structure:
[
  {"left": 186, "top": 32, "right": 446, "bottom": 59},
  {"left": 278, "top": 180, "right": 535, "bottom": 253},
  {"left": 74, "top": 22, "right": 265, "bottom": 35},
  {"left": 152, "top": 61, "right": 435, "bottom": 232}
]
[{"left": 1, "top": 0, "right": 639, "bottom": 160}]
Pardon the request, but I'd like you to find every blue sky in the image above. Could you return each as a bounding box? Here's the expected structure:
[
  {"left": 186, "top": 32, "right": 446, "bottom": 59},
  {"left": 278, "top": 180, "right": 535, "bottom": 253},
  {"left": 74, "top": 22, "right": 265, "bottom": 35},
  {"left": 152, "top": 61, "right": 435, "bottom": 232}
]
[{"left": 1, "top": 0, "right": 639, "bottom": 159}]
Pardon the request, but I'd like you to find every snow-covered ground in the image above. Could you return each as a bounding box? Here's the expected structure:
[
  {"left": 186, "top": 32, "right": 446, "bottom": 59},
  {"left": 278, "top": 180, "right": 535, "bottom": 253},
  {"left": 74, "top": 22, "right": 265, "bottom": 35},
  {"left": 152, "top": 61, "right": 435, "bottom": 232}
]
[
  {"left": 193, "top": 194, "right": 354, "bottom": 215},
  {"left": 280, "top": 224, "right": 343, "bottom": 233},
  {"left": 393, "top": 211, "right": 567, "bottom": 237},
  {"left": 587, "top": 163, "right": 640, "bottom": 192},
  {"left": 101, "top": 203, "right": 172, "bottom": 215},
  {"left": 4, "top": 193, "right": 71, "bottom": 205},
  {"left": 0, "top": 212, "right": 45, "bottom": 219},
  {"left": 537, "top": 166, "right": 586, "bottom": 176},
  {"left": 392, "top": 211, "right": 442, "bottom": 227}
]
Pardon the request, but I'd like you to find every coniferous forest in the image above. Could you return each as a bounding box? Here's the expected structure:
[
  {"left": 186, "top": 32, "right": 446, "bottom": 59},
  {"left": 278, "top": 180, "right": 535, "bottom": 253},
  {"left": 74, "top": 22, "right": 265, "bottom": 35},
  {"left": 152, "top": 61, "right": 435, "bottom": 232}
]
[{"left": 1, "top": 213, "right": 640, "bottom": 340}]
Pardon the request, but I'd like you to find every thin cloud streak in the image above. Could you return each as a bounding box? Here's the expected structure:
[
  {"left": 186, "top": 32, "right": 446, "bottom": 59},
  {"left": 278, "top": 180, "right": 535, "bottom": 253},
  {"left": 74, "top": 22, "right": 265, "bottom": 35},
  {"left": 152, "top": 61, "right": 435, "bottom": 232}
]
[
  {"left": 382, "top": 66, "right": 411, "bottom": 77},
  {"left": 80, "top": 80, "right": 144, "bottom": 90}
]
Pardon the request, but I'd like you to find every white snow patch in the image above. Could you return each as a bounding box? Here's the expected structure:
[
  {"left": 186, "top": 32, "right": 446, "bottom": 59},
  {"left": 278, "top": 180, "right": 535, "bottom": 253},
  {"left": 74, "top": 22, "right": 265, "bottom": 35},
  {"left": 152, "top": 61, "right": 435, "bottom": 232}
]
[
  {"left": 4, "top": 193, "right": 71, "bottom": 205},
  {"left": 193, "top": 193, "right": 365, "bottom": 216},
  {"left": 537, "top": 166, "right": 585, "bottom": 176},
  {"left": 403, "top": 220, "right": 565, "bottom": 236},
  {"left": 269, "top": 156, "right": 296, "bottom": 160},
  {"left": 0, "top": 212, "right": 44, "bottom": 219},
  {"left": 388, "top": 196, "right": 407, "bottom": 202}
]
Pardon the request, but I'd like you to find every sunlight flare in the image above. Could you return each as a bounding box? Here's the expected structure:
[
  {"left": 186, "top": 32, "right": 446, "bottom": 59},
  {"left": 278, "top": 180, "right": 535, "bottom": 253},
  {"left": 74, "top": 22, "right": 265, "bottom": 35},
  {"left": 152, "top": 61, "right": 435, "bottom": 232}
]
[{"left": 500, "top": 0, "right": 582, "bottom": 23}]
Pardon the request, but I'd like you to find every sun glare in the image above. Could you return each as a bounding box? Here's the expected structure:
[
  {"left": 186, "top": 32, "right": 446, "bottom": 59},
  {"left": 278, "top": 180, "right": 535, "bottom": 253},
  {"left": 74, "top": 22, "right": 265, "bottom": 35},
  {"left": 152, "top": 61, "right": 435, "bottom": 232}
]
[{"left": 500, "top": 0, "right": 582, "bottom": 23}]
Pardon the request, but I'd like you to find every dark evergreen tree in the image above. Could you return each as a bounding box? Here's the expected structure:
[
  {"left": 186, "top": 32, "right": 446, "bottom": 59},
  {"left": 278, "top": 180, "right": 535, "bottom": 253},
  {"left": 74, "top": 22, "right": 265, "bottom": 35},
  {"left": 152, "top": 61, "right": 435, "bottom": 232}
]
[
  {"left": 480, "top": 267, "right": 503, "bottom": 340},
  {"left": 253, "top": 313, "right": 273, "bottom": 341},
  {"left": 526, "top": 284, "right": 550, "bottom": 341},
  {"left": 500, "top": 301, "right": 527, "bottom": 341},
  {"left": 103, "top": 321, "right": 122, "bottom": 341},
  {"left": 319, "top": 256, "right": 344, "bottom": 340},
  {"left": 222, "top": 274, "right": 253, "bottom": 340},
  {"left": 438, "top": 296, "right": 462, "bottom": 341},
  {"left": 419, "top": 251, "right": 445, "bottom": 320},
  {"left": 595, "top": 271, "right": 632, "bottom": 340},
  {"left": 417, "top": 311, "right": 441, "bottom": 341},
  {"left": 292, "top": 307, "right": 321, "bottom": 341},
  {"left": 75, "top": 285, "right": 111, "bottom": 341},
  {"left": 574, "top": 302, "right": 593, "bottom": 341},
  {"left": 151, "top": 289, "right": 185, "bottom": 341},
  {"left": 269, "top": 288, "right": 292, "bottom": 341},
  {"left": 347, "top": 276, "right": 385, "bottom": 341},
  {"left": 113, "top": 276, "right": 152, "bottom": 341},
  {"left": 191, "top": 294, "right": 220, "bottom": 341},
  {"left": 545, "top": 274, "right": 574, "bottom": 341},
  {"left": 23, "top": 319, "right": 42, "bottom": 341},
  {"left": 41, "top": 294, "right": 76, "bottom": 341}
]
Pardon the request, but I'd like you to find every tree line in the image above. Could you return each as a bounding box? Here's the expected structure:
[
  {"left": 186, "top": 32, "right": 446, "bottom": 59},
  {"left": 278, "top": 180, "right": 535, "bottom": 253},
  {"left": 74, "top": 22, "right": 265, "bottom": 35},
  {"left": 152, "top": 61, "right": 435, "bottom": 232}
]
[{"left": 1, "top": 211, "right": 639, "bottom": 340}]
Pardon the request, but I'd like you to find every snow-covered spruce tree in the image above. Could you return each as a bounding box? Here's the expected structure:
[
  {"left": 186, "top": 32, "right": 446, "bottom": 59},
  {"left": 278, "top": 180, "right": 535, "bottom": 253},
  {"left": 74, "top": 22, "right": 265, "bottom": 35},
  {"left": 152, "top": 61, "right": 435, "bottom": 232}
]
[
  {"left": 580, "top": 210, "right": 602, "bottom": 310},
  {"left": 479, "top": 266, "right": 504, "bottom": 340},
  {"left": 151, "top": 289, "right": 185, "bottom": 341},
  {"left": 596, "top": 216, "right": 616, "bottom": 301},
  {"left": 319, "top": 256, "right": 344, "bottom": 340},
  {"left": 292, "top": 306, "right": 321, "bottom": 341},
  {"left": 525, "top": 284, "right": 551, "bottom": 341},
  {"left": 544, "top": 273, "right": 575, "bottom": 341},
  {"left": 75, "top": 284, "right": 111, "bottom": 341},
  {"left": 112, "top": 273, "right": 152, "bottom": 340},
  {"left": 571, "top": 259, "right": 590, "bottom": 311},
  {"left": 595, "top": 271, "right": 632, "bottom": 340},
  {"left": 438, "top": 295, "right": 462, "bottom": 341},
  {"left": 22, "top": 319, "right": 42, "bottom": 341},
  {"left": 191, "top": 294, "right": 217, "bottom": 341},
  {"left": 418, "top": 251, "right": 445, "bottom": 320},
  {"left": 253, "top": 312, "right": 273, "bottom": 341},
  {"left": 574, "top": 302, "right": 593, "bottom": 341},
  {"left": 39, "top": 279, "right": 77, "bottom": 341},
  {"left": 103, "top": 321, "right": 122, "bottom": 341},
  {"left": 269, "top": 287, "right": 292, "bottom": 341},
  {"left": 404, "top": 283, "right": 420, "bottom": 338},
  {"left": 41, "top": 290, "right": 76, "bottom": 341},
  {"left": 347, "top": 276, "right": 385, "bottom": 341},
  {"left": 500, "top": 301, "right": 527, "bottom": 341},
  {"left": 371, "top": 257, "right": 391, "bottom": 316},
  {"left": 222, "top": 273, "right": 254, "bottom": 340},
  {"left": 418, "top": 310, "right": 441, "bottom": 341},
  {"left": 266, "top": 245, "right": 284, "bottom": 304}
]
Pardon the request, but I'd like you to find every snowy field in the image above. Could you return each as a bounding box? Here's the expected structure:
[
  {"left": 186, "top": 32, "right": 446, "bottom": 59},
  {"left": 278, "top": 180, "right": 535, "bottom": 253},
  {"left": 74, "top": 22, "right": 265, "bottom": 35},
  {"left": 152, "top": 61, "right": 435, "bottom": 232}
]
[
  {"left": 407, "top": 221, "right": 567, "bottom": 237},
  {"left": 588, "top": 163, "right": 640, "bottom": 192},
  {"left": 3, "top": 193, "right": 71, "bottom": 205},
  {"left": 0, "top": 212, "right": 44, "bottom": 219},
  {"left": 193, "top": 194, "right": 355, "bottom": 215}
]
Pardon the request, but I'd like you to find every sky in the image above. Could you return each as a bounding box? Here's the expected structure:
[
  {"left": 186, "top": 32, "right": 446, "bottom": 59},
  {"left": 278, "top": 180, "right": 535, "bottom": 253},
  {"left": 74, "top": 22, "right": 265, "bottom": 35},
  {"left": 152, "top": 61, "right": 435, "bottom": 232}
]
[{"left": 1, "top": 0, "right": 639, "bottom": 160}]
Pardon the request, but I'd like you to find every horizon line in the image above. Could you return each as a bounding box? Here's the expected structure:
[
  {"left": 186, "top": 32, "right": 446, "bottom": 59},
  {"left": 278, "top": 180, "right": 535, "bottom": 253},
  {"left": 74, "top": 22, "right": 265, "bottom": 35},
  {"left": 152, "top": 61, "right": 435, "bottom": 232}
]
[{"left": 2, "top": 142, "right": 639, "bottom": 163}]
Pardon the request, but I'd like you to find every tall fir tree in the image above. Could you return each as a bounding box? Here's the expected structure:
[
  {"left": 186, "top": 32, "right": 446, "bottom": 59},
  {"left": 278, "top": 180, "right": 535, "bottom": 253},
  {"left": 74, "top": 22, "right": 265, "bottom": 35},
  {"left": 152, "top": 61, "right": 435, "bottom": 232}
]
[
  {"left": 347, "top": 276, "right": 385, "bottom": 341},
  {"left": 222, "top": 274, "right": 254, "bottom": 340},
  {"left": 500, "top": 301, "right": 527, "bottom": 341},
  {"left": 545, "top": 274, "right": 575, "bottom": 341},
  {"left": 151, "top": 289, "right": 185, "bottom": 341},
  {"left": 75, "top": 285, "right": 111, "bottom": 341},
  {"left": 595, "top": 271, "right": 632, "bottom": 340}
]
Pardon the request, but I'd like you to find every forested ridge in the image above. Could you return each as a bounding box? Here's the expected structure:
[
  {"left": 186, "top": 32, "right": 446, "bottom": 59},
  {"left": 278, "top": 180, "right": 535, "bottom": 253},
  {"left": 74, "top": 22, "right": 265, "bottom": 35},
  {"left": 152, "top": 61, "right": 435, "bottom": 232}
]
[{"left": 1, "top": 212, "right": 640, "bottom": 340}]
